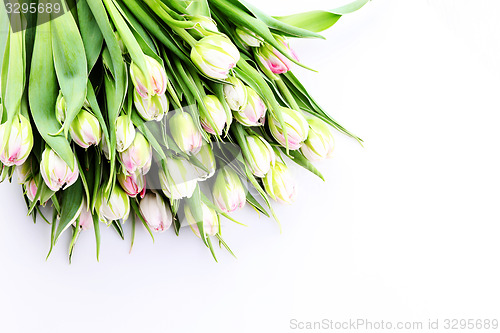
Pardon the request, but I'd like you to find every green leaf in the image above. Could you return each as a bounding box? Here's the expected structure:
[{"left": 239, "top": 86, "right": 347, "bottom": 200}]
[
  {"left": 77, "top": 0, "right": 104, "bottom": 72},
  {"left": 54, "top": 178, "right": 84, "bottom": 243},
  {"left": 246, "top": 192, "right": 270, "bottom": 217},
  {"left": 111, "top": 220, "right": 125, "bottom": 240},
  {"left": 92, "top": 213, "right": 101, "bottom": 261},
  {"left": 51, "top": 9, "right": 88, "bottom": 137},
  {"left": 187, "top": 0, "right": 210, "bottom": 16},
  {"left": 29, "top": 17, "right": 76, "bottom": 168},
  {"left": 274, "top": 10, "right": 341, "bottom": 33}
]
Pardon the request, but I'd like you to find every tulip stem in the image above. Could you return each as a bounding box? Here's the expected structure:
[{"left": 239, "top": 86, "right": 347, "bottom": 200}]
[{"left": 275, "top": 77, "right": 301, "bottom": 111}]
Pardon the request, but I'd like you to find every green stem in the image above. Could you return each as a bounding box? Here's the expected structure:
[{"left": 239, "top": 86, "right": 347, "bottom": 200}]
[{"left": 275, "top": 77, "right": 300, "bottom": 111}]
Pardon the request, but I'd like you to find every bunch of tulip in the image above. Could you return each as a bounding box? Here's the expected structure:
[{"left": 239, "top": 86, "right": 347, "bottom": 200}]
[{"left": 0, "top": 0, "right": 367, "bottom": 261}]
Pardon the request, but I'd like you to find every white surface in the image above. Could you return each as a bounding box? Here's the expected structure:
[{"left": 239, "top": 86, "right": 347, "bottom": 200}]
[{"left": 1, "top": 1, "right": 500, "bottom": 332}]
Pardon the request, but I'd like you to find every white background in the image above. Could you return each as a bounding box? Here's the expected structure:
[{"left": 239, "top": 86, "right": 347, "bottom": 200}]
[{"left": 1, "top": 0, "right": 500, "bottom": 332}]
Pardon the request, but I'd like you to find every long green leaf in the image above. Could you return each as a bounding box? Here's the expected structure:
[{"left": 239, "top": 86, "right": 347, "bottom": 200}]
[
  {"left": 55, "top": 178, "right": 84, "bottom": 243},
  {"left": 29, "top": 18, "right": 75, "bottom": 168},
  {"left": 51, "top": 9, "right": 88, "bottom": 137}
]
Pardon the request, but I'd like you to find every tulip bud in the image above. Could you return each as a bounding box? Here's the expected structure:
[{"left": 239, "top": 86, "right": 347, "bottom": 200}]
[
  {"left": 268, "top": 107, "right": 309, "bottom": 150},
  {"left": 201, "top": 95, "right": 227, "bottom": 136},
  {"left": 263, "top": 162, "right": 297, "bottom": 204},
  {"left": 139, "top": 192, "right": 172, "bottom": 232},
  {"left": 76, "top": 201, "right": 93, "bottom": 231},
  {"left": 236, "top": 27, "right": 262, "bottom": 48},
  {"left": 169, "top": 111, "right": 203, "bottom": 155},
  {"left": 255, "top": 38, "right": 298, "bottom": 77},
  {"left": 188, "top": 16, "right": 219, "bottom": 38},
  {"left": 16, "top": 157, "right": 32, "bottom": 184},
  {"left": 24, "top": 178, "right": 38, "bottom": 202},
  {"left": 40, "top": 147, "right": 79, "bottom": 192},
  {"left": 55, "top": 91, "right": 66, "bottom": 125},
  {"left": 212, "top": 167, "right": 246, "bottom": 213},
  {"left": 130, "top": 55, "right": 167, "bottom": 98},
  {"left": 185, "top": 202, "right": 219, "bottom": 237},
  {"left": 134, "top": 90, "right": 169, "bottom": 122},
  {"left": 301, "top": 118, "right": 335, "bottom": 162},
  {"left": 118, "top": 170, "right": 146, "bottom": 198},
  {"left": 0, "top": 114, "right": 34, "bottom": 167},
  {"left": 115, "top": 115, "right": 136, "bottom": 153},
  {"left": 159, "top": 157, "right": 198, "bottom": 200},
  {"left": 245, "top": 135, "right": 276, "bottom": 178},
  {"left": 233, "top": 86, "right": 266, "bottom": 126},
  {"left": 192, "top": 141, "right": 216, "bottom": 181},
  {"left": 97, "top": 184, "right": 130, "bottom": 223},
  {"left": 120, "top": 132, "right": 152, "bottom": 175},
  {"left": 191, "top": 35, "right": 240, "bottom": 80},
  {"left": 223, "top": 77, "right": 247, "bottom": 112},
  {"left": 69, "top": 110, "right": 101, "bottom": 149}
]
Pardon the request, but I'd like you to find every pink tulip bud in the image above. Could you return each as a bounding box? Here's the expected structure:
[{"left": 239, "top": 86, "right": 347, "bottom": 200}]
[
  {"left": 120, "top": 132, "right": 152, "bottom": 175},
  {"left": 212, "top": 167, "right": 246, "bottom": 213},
  {"left": 168, "top": 111, "right": 203, "bottom": 155},
  {"left": 191, "top": 35, "right": 240, "bottom": 79},
  {"left": 40, "top": 148, "right": 79, "bottom": 192},
  {"left": 134, "top": 90, "right": 169, "bottom": 122},
  {"left": 201, "top": 95, "right": 227, "bottom": 136},
  {"left": 77, "top": 201, "right": 93, "bottom": 231},
  {"left": 130, "top": 55, "right": 167, "bottom": 98},
  {"left": 301, "top": 118, "right": 335, "bottom": 162},
  {"left": 233, "top": 86, "right": 266, "bottom": 126},
  {"left": 69, "top": 110, "right": 101, "bottom": 149},
  {"left": 25, "top": 178, "right": 38, "bottom": 202},
  {"left": 263, "top": 162, "right": 297, "bottom": 204},
  {"left": 118, "top": 170, "right": 146, "bottom": 198},
  {"left": 0, "top": 114, "right": 34, "bottom": 167},
  {"left": 115, "top": 115, "right": 136, "bottom": 153},
  {"left": 255, "top": 37, "right": 299, "bottom": 77},
  {"left": 185, "top": 202, "right": 219, "bottom": 237},
  {"left": 139, "top": 192, "right": 172, "bottom": 233},
  {"left": 16, "top": 157, "right": 32, "bottom": 184},
  {"left": 268, "top": 107, "right": 309, "bottom": 150}
]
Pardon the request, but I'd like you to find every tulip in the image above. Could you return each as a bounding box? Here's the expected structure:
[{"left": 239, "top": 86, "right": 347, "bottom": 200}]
[
  {"left": 212, "top": 167, "right": 246, "bottom": 213},
  {"left": 139, "top": 192, "right": 172, "bottom": 232},
  {"left": 268, "top": 107, "right": 309, "bottom": 150},
  {"left": 168, "top": 111, "right": 203, "bottom": 155},
  {"left": 301, "top": 118, "right": 335, "bottom": 162},
  {"left": 201, "top": 95, "right": 227, "bottom": 136},
  {"left": 16, "top": 158, "right": 32, "bottom": 184},
  {"left": 191, "top": 35, "right": 240, "bottom": 80},
  {"left": 223, "top": 77, "right": 247, "bottom": 112},
  {"left": 134, "top": 90, "right": 169, "bottom": 122},
  {"left": 24, "top": 178, "right": 38, "bottom": 202},
  {"left": 188, "top": 16, "right": 219, "bottom": 38},
  {"left": 40, "top": 147, "right": 79, "bottom": 192},
  {"left": 236, "top": 27, "right": 262, "bottom": 48},
  {"left": 233, "top": 86, "right": 266, "bottom": 126},
  {"left": 97, "top": 184, "right": 130, "bottom": 223},
  {"left": 55, "top": 91, "right": 66, "bottom": 125},
  {"left": 0, "top": 114, "right": 34, "bottom": 167},
  {"left": 192, "top": 141, "right": 216, "bottom": 181},
  {"left": 130, "top": 55, "right": 167, "bottom": 98},
  {"left": 185, "top": 202, "right": 219, "bottom": 237},
  {"left": 69, "top": 110, "right": 101, "bottom": 149},
  {"left": 115, "top": 115, "right": 136, "bottom": 153},
  {"left": 77, "top": 201, "right": 93, "bottom": 231},
  {"left": 245, "top": 135, "right": 276, "bottom": 178},
  {"left": 159, "top": 157, "right": 198, "bottom": 200},
  {"left": 255, "top": 37, "right": 298, "bottom": 77},
  {"left": 118, "top": 170, "right": 146, "bottom": 198},
  {"left": 120, "top": 132, "right": 152, "bottom": 175},
  {"left": 263, "top": 162, "right": 297, "bottom": 204}
]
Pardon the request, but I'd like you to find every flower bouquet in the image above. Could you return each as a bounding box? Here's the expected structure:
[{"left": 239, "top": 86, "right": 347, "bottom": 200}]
[{"left": 0, "top": 0, "right": 367, "bottom": 261}]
